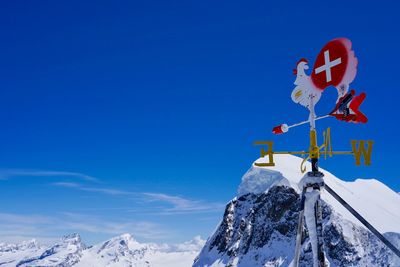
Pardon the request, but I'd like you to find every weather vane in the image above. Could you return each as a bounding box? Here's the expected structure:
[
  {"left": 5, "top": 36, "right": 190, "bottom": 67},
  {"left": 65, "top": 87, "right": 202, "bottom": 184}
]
[{"left": 254, "top": 38, "right": 400, "bottom": 267}]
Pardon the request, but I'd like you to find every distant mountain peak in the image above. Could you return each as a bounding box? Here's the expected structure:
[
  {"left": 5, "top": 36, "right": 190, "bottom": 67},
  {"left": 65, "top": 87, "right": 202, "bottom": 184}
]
[
  {"left": 118, "top": 233, "right": 135, "bottom": 240},
  {"left": 0, "top": 234, "right": 203, "bottom": 267},
  {"left": 61, "top": 233, "right": 82, "bottom": 244},
  {"left": 0, "top": 239, "right": 40, "bottom": 253},
  {"left": 97, "top": 232, "right": 142, "bottom": 255}
]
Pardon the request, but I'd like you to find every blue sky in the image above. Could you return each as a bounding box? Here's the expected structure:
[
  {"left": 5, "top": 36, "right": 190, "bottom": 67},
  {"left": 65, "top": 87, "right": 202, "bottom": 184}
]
[{"left": 1, "top": 0, "right": 400, "bottom": 245}]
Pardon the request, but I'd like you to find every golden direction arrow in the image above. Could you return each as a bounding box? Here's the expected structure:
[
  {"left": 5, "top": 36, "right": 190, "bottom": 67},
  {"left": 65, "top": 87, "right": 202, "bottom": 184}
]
[{"left": 254, "top": 128, "right": 373, "bottom": 173}]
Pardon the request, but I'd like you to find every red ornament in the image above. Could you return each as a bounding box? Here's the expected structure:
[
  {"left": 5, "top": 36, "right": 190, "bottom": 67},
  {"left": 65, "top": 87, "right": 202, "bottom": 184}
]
[{"left": 311, "top": 39, "right": 349, "bottom": 90}]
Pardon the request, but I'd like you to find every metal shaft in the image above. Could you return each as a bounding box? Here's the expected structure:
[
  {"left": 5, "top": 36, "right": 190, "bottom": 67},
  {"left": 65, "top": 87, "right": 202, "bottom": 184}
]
[
  {"left": 288, "top": 115, "right": 331, "bottom": 129},
  {"left": 293, "top": 188, "right": 306, "bottom": 267},
  {"left": 315, "top": 193, "right": 326, "bottom": 267},
  {"left": 325, "top": 184, "right": 400, "bottom": 258}
]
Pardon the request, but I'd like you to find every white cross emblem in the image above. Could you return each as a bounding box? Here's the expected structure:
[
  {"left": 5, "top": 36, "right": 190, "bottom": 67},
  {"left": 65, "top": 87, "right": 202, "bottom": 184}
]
[{"left": 315, "top": 50, "right": 342, "bottom": 82}]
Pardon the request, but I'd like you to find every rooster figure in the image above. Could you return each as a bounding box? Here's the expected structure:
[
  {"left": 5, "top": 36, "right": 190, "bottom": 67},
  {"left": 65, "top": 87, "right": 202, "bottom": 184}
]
[{"left": 291, "top": 38, "right": 367, "bottom": 123}]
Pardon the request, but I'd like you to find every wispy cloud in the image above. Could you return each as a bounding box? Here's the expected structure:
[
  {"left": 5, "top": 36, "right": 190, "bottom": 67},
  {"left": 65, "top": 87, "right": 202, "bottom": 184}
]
[
  {"left": 0, "top": 170, "right": 224, "bottom": 244},
  {"left": 51, "top": 183, "right": 225, "bottom": 215},
  {"left": 60, "top": 212, "right": 171, "bottom": 239},
  {"left": 0, "top": 169, "right": 99, "bottom": 182},
  {"left": 0, "top": 212, "right": 172, "bottom": 244},
  {"left": 0, "top": 213, "right": 54, "bottom": 225},
  {"left": 52, "top": 182, "right": 134, "bottom": 196},
  {"left": 79, "top": 187, "right": 133, "bottom": 196},
  {"left": 143, "top": 192, "right": 225, "bottom": 214},
  {"left": 52, "top": 182, "right": 80, "bottom": 188}
]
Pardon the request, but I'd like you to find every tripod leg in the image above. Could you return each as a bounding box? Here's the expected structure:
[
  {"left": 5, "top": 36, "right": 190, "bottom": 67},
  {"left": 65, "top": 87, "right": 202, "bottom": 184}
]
[
  {"left": 304, "top": 190, "right": 319, "bottom": 267},
  {"left": 325, "top": 184, "right": 400, "bottom": 259},
  {"left": 315, "top": 197, "right": 327, "bottom": 266},
  {"left": 293, "top": 188, "right": 306, "bottom": 267}
]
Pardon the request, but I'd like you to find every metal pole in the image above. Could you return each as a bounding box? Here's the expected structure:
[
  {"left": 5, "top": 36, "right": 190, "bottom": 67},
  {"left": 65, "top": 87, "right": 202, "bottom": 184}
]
[
  {"left": 325, "top": 184, "right": 400, "bottom": 258},
  {"left": 309, "top": 96, "right": 327, "bottom": 267},
  {"left": 293, "top": 188, "right": 306, "bottom": 267},
  {"left": 288, "top": 115, "right": 331, "bottom": 129}
]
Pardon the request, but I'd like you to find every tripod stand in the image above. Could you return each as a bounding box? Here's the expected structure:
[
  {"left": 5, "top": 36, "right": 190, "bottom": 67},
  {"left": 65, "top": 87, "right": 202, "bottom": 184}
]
[
  {"left": 290, "top": 104, "right": 400, "bottom": 266},
  {"left": 292, "top": 158, "right": 400, "bottom": 267},
  {"left": 293, "top": 159, "right": 327, "bottom": 267}
]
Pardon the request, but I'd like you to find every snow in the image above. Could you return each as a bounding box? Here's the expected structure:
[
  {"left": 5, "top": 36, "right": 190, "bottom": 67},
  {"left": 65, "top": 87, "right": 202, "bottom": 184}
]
[
  {"left": 3, "top": 154, "right": 400, "bottom": 266},
  {"left": 75, "top": 233, "right": 203, "bottom": 267},
  {"left": 0, "top": 234, "right": 204, "bottom": 267},
  {"left": 304, "top": 189, "right": 320, "bottom": 267},
  {"left": 237, "top": 167, "right": 290, "bottom": 196},
  {"left": 0, "top": 240, "right": 46, "bottom": 267},
  {"left": 240, "top": 154, "right": 400, "bottom": 234},
  {"left": 196, "top": 154, "right": 400, "bottom": 266}
]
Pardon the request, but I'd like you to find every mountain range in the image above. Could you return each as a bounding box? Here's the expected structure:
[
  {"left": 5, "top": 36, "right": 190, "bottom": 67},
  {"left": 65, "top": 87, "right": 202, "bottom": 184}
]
[
  {"left": 0, "top": 233, "right": 204, "bottom": 267},
  {"left": 2, "top": 154, "right": 400, "bottom": 266}
]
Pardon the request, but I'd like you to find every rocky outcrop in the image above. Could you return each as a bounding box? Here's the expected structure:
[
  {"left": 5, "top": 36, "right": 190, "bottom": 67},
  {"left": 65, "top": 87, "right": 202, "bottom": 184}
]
[{"left": 194, "top": 185, "right": 400, "bottom": 267}]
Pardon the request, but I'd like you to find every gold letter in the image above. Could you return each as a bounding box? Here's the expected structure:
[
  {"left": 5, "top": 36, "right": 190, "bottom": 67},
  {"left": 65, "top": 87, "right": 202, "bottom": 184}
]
[
  {"left": 254, "top": 141, "right": 275, "bottom": 167},
  {"left": 323, "top": 127, "right": 333, "bottom": 159},
  {"left": 351, "top": 140, "right": 374, "bottom": 166},
  {"left": 300, "top": 156, "right": 310, "bottom": 173}
]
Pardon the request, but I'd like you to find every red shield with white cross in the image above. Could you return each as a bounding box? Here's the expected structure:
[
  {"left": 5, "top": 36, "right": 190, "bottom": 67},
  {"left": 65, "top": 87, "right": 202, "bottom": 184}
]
[{"left": 311, "top": 39, "right": 349, "bottom": 90}]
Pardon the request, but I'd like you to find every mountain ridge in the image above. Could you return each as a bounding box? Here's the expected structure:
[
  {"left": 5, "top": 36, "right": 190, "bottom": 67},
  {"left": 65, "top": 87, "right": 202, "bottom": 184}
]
[{"left": 0, "top": 233, "right": 204, "bottom": 267}]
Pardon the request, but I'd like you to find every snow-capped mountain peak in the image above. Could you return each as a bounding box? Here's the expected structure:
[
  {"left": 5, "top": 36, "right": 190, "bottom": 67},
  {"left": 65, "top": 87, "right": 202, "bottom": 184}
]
[
  {"left": 97, "top": 233, "right": 142, "bottom": 253},
  {"left": 20, "top": 234, "right": 85, "bottom": 267},
  {"left": 0, "top": 234, "right": 204, "bottom": 267},
  {"left": 61, "top": 233, "right": 83, "bottom": 244},
  {"left": 0, "top": 234, "right": 86, "bottom": 267},
  {"left": 241, "top": 154, "right": 400, "bottom": 233},
  {"left": 0, "top": 239, "right": 40, "bottom": 253},
  {"left": 195, "top": 154, "right": 400, "bottom": 267}
]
